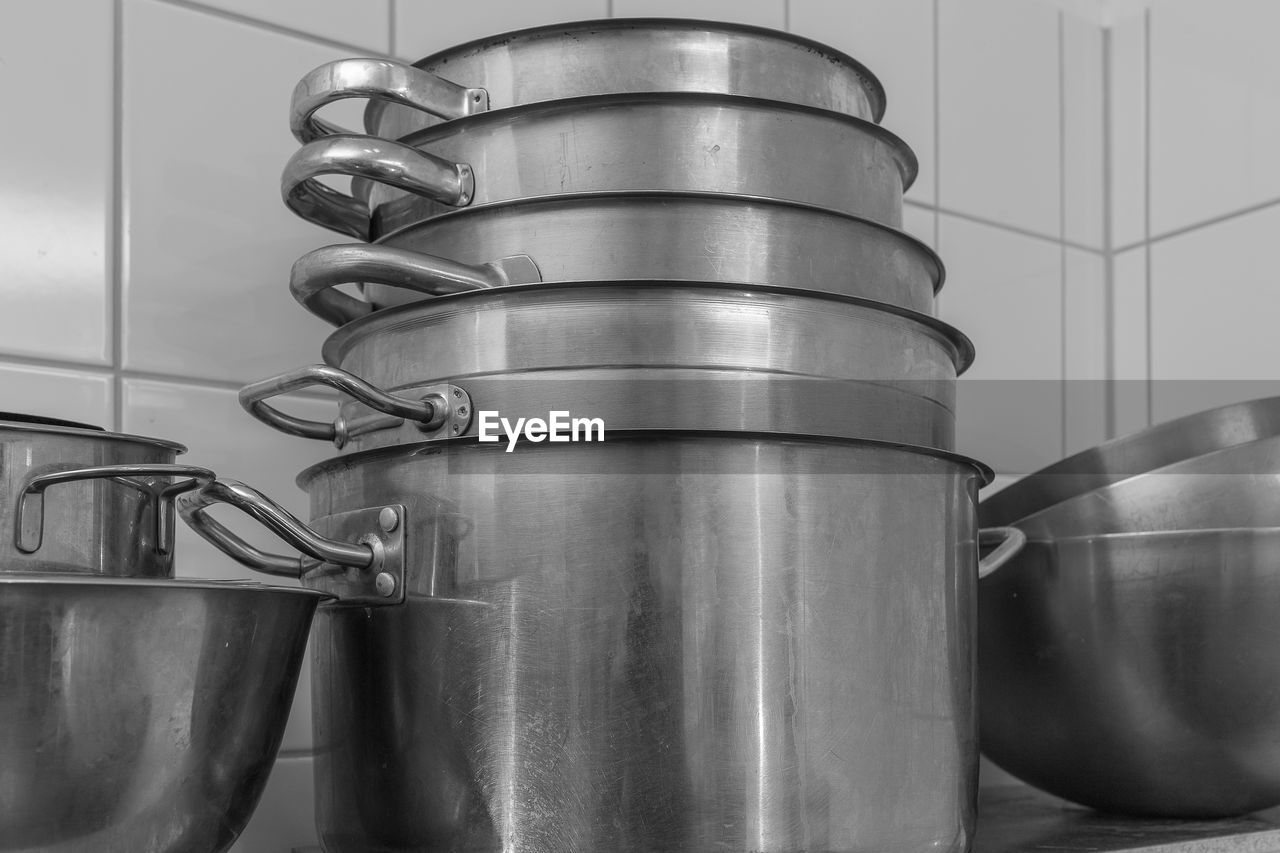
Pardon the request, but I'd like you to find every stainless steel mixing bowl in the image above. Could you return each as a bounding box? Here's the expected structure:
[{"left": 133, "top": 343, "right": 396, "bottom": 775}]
[
  {"left": 979, "top": 528, "right": 1280, "bottom": 817},
  {"left": 0, "top": 575, "right": 329, "bottom": 853}
]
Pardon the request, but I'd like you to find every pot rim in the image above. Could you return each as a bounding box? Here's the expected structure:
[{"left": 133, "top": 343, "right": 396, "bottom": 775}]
[
  {"left": 393, "top": 90, "right": 915, "bottom": 189},
  {"left": 297, "top": 428, "right": 994, "bottom": 487},
  {"left": 0, "top": 416, "right": 186, "bottom": 453},
  {"left": 1023, "top": 526, "right": 1280, "bottom": 546},
  {"left": 368, "top": 189, "right": 946, "bottom": 292},
  {"left": 320, "top": 279, "right": 976, "bottom": 375},
  {"left": 0, "top": 573, "right": 333, "bottom": 597},
  {"left": 385, "top": 16, "right": 887, "bottom": 124}
]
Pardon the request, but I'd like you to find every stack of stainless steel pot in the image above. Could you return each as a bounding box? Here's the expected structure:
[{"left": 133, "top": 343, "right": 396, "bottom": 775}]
[
  {"left": 178, "top": 19, "right": 1021, "bottom": 853},
  {"left": 0, "top": 413, "right": 328, "bottom": 853}
]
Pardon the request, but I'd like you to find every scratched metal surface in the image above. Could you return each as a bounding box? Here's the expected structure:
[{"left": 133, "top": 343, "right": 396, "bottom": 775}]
[{"left": 973, "top": 786, "right": 1280, "bottom": 853}]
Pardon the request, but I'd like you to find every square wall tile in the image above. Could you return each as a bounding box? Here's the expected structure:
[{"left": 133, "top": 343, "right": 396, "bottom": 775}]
[
  {"left": 1063, "top": 249, "right": 1107, "bottom": 454},
  {"left": 1107, "top": 11, "right": 1146, "bottom": 249},
  {"left": 1062, "top": 16, "right": 1103, "bottom": 249},
  {"left": 1150, "top": 205, "right": 1280, "bottom": 421},
  {"left": 612, "top": 0, "right": 784, "bottom": 29},
  {"left": 395, "top": 0, "right": 607, "bottom": 59},
  {"left": 122, "top": 0, "right": 343, "bottom": 384},
  {"left": 230, "top": 755, "right": 317, "bottom": 853},
  {"left": 939, "top": 0, "right": 1061, "bottom": 238},
  {"left": 790, "top": 0, "right": 935, "bottom": 204},
  {"left": 0, "top": 0, "right": 110, "bottom": 364},
  {"left": 1111, "top": 245, "right": 1149, "bottom": 434},
  {"left": 1149, "top": 0, "right": 1280, "bottom": 237},
  {"left": 183, "top": 0, "right": 390, "bottom": 52},
  {"left": 122, "top": 378, "right": 335, "bottom": 751},
  {"left": 0, "top": 363, "right": 112, "bottom": 427},
  {"left": 938, "top": 216, "right": 1064, "bottom": 475}
]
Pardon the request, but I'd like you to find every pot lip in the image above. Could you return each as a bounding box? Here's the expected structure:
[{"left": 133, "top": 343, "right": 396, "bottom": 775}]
[
  {"left": 368, "top": 190, "right": 946, "bottom": 293},
  {"left": 0, "top": 573, "right": 333, "bottom": 597},
  {"left": 320, "top": 279, "right": 975, "bottom": 375},
  {"left": 384, "top": 17, "right": 886, "bottom": 124},
  {"left": 393, "top": 90, "right": 915, "bottom": 189},
  {"left": 297, "top": 428, "right": 994, "bottom": 487},
  {"left": 978, "top": 394, "right": 1280, "bottom": 526},
  {"left": 1022, "top": 526, "right": 1280, "bottom": 546},
  {"left": 0, "top": 415, "right": 186, "bottom": 453}
]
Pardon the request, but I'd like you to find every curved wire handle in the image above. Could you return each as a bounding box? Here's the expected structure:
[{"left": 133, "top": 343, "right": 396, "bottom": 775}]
[
  {"left": 976, "top": 526, "right": 1027, "bottom": 579},
  {"left": 291, "top": 243, "right": 539, "bottom": 326},
  {"left": 15, "top": 464, "right": 216, "bottom": 556},
  {"left": 177, "top": 478, "right": 375, "bottom": 578},
  {"left": 282, "top": 134, "right": 474, "bottom": 239},
  {"left": 291, "top": 57, "right": 488, "bottom": 143}
]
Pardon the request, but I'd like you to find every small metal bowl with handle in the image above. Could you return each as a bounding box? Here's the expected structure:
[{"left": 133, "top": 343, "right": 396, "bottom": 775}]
[
  {"left": 0, "top": 413, "right": 214, "bottom": 577},
  {"left": 979, "top": 527, "right": 1280, "bottom": 817},
  {"left": 290, "top": 18, "right": 886, "bottom": 145}
]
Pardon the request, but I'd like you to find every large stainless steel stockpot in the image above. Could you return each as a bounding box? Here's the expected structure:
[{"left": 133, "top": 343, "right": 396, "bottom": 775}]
[
  {"left": 338, "top": 192, "right": 943, "bottom": 316},
  {"left": 291, "top": 18, "right": 885, "bottom": 144},
  {"left": 249, "top": 280, "right": 971, "bottom": 454},
  {"left": 0, "top": 574, "right": 328, "bottom": 852},
  {"left": 979, "top": 395, "right": 1280, "bottom": 526},
  {"left": 0, "top": 413, "right": 212, "bottom": 577},
  {"left": 979, "top": 529, "right": 1280, "bottom": 817},
  {"left": 284, "top": 94, "right": 914, "bottom": 240},
  {"left": 178, "top": 432, "right": 1021, "bottom": 853}
]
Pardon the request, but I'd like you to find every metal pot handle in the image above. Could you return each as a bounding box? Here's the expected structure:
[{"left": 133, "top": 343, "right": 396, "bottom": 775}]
[
  {"left": 15, "top": 464, "right": 216, "bottom": 556},
  {"left": 977, "top": 526, "right": 1027, "bottom": 578},
  {"left": 292, "top": 243, "right": 540, "bottom": 326},
  {"left": 177, "top": 478, "right": 375, "bottom": 578},
  {"left": 239, "top": 365, "right": 472, "bottom": 447},
  {"left": 291, "top": 58, "right": 489, "bottom": 143},
  {"left": 282, "top": 135, "right": 474, "bottom": 239}
]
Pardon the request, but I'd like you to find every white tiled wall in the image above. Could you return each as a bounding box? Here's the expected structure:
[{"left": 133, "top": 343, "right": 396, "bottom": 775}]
[{"left": 6, "top": 0, "right": 1276, "bottom": 848}]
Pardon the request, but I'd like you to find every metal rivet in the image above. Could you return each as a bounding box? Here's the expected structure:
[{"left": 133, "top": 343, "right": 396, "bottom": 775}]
[
  {"left": 452, "top": 424, "right": 460, "bottom": 434},
  {"left": 453, "top": 388, "right": 462, "bottom": 398},
  {"left": 374, "top": 572, "right": 396, "bottom": 597},
  {"left": 378, "top": 506, "right": 399, "bottom": 532},
  {"left": 457, "top": 405, "right": 468, "bottom": 417}
]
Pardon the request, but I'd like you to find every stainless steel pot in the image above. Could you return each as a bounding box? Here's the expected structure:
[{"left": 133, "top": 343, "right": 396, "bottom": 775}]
[
  {"left": 284, "top": 94, "right": 914, "bottom": 240},
  {"left": 1012, "top": 435, "right": 1280, "bottom": 538},
  {"left": 249, "top": 280, "right": 971, "bottom": 454},
  {"left": 291, "top": 18, "right": 885, "bottom": 144},
  {"left": 0, "top": 574, "right": 328, "bottom": 852},
  {"left": 0, "top": 414, "right": 213, "bottom": 577},
  {"left": 331, "top": 192, "right": 943, "bottom": 316},
  {"left": 979, "top": 395, "right": 1280, "bottom": 526},
  {"left": 979, "top": 529, "right": 1280, "bottom": 817},
  {"left": 177, "top": 432, "right": 1021, "bottom": 853}
]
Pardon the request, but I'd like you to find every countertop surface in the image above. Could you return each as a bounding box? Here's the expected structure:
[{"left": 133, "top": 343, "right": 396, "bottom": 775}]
[
  {"left": 290, "top": 787, "right": 1280, "bottom": 853},
  {"left": 974, "top": 786, "right": 1280, "bottom": 852}
]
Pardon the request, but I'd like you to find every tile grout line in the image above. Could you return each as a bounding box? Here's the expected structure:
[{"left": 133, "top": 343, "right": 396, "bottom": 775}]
[
  {"left": 932, "top": 0, "right": 941, "bottom": 260},
  {"left": 387, "top": 0, "right": 395, "bottom": 57},
  {"left": 112, "top": 0, "right": 125, "bottom": 432},
  {"left": 783, "top": 0, "right": 790, "bottom": 31},
  {"left": 1114, "top": 194, "right": 1280, "bottom": 253},
  {"left": 152, "top": 0, "right": 379, "bottom": 55},
  {"left": 1058, "top": 11, "right": 1068, "bottom": 459},
  {"left": 916, "top": 203, "right": 1105, "bottom": 254},
  {"left": 1143, "top": 9, "right": 1153, "bottom": 426},
  {"left": 606, "top": 0, "right": 614, "bottom": 17},
  {"left": 1101, "top": 26, "right": 1116, "bottom": 439}
]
